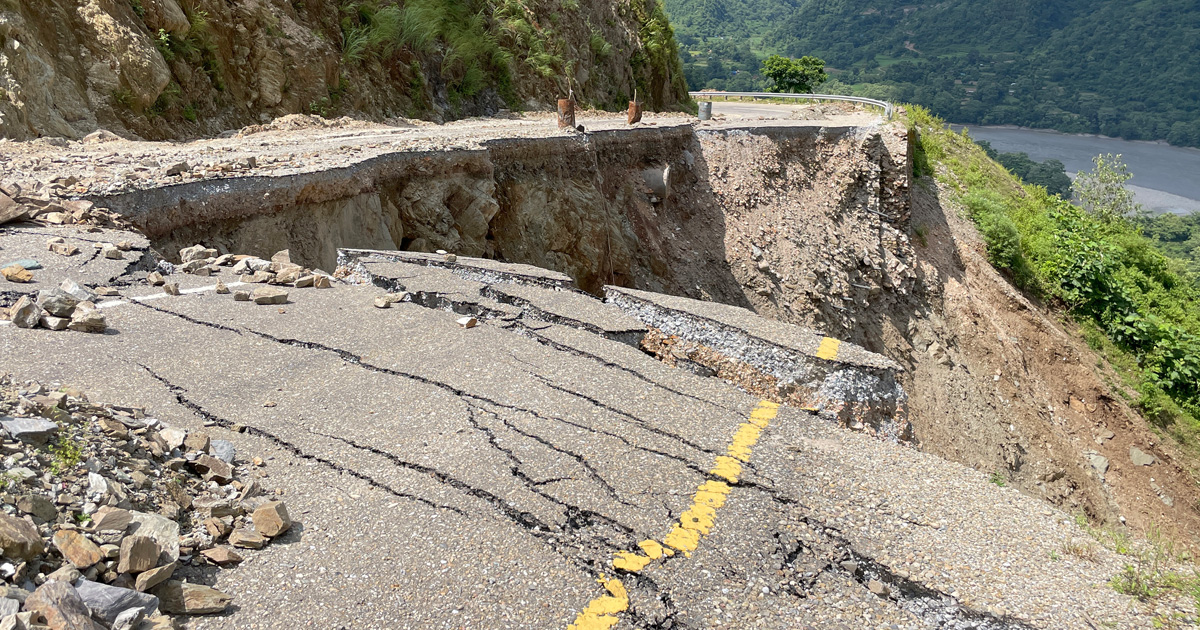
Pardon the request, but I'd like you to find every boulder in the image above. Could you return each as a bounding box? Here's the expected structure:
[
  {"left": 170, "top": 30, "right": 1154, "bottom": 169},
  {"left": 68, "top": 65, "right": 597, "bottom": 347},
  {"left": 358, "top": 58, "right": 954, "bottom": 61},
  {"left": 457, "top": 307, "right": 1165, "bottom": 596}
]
[
  {"left": 67, "top": 309, "right": 106, "bottom": 333},
  {"left": 36, "top": 290, "right": 79, "bottom": 318},
  {"left": 251, "top": 287, "right": 288, "bottom": 305},
  {"left": 23, "top": 580, "right": 103, "bottom": 630},
  {"left": 126, "top": 512, "right": 180, "bottom": 563},
  {"left": 117, "top": 536, "right": 159, "bottom": 574},
  {"left": 134, "top": 561, "right": 176, "bottom": 593},
  {"left": 72, "top": 579, "right": 159, "bottom": 627},
  {"left": 52, "top": 531, "right": 103, "bottom": 569},
  {"left": 58, "top": 280, "right": 96, "bottom": 303},
  {"left": 0, "top": 514, "right": 44, "bottom": 561},
  {"left": 251, "top": 501, "right": 292, "bottom": 538},
  {"left": 0, "top": 416, "right": 58, "bottom": 445},
  {"left": 154, "top": 581, "right": 231, "bottom": 615},
  {"left": 8, "top": 296, "right": 42, "bottom": 328},
  {"left": 16, "top": 495, "right": 57, "bottom": 522}
]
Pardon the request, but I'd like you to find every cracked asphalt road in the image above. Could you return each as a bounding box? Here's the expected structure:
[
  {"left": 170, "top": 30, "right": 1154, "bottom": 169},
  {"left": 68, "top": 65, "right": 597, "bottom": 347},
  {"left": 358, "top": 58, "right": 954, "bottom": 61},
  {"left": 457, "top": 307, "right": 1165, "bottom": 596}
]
[{"left": 0, "top": 235, "right": 1167, "bottom": 629}]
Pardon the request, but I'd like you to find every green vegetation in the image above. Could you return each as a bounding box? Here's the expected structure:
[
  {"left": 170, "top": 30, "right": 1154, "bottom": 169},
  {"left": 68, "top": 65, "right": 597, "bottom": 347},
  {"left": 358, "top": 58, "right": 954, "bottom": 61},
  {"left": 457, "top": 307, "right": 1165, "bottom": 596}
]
[
  {"left": 48, "top": 426, "right": 83, "bottom": 475},
  {"left": 908, "top": 105, "right": 1200, "bottom": 468},
  {"left": 760, "top": 54, "right": 826, "bottom": 94},
  {"left": 987, "top": 471, "right": 1006, "bottom": 487},
  {"left": 665, "top": 0, "right": 1200, "bottom": 148},
  {"left": 1136, "top": 213, "right": 1200, "bottom": 280},
  {"left": 338, "top": 0, "right": 512, "bottom": 105}
]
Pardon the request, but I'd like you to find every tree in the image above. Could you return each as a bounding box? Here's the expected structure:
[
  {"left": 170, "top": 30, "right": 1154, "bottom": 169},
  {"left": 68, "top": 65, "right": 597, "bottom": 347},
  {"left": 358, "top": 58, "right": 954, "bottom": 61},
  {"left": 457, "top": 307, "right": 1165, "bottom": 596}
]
[
  {"left": 1075, "top": 153, "right": 1141, "bottom": 222},
  {"left": 760, "top": 54, "right": 828, "bottom": 93}
]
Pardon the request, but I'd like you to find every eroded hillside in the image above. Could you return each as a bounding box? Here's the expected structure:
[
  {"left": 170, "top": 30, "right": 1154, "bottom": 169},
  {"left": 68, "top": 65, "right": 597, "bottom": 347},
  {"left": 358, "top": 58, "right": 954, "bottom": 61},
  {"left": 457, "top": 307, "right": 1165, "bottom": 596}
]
[{"left": 0, "top": 0, "right": 689, "bottom": 141}]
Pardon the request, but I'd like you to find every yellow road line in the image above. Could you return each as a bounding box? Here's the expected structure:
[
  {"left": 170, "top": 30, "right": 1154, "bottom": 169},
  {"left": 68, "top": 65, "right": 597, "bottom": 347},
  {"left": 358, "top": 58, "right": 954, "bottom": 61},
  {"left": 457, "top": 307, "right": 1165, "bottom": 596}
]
[
  {"left": 566, "top": 400, "right": 780, "bottom": 630},
  {"left": 815, "top": 337, "right": 840, "bottom": 361}
]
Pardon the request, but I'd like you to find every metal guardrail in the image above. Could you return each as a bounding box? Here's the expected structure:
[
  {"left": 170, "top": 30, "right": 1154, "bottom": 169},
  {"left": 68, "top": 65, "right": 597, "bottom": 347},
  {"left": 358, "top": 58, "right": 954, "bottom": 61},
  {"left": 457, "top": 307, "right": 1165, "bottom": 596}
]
[{"left": 688, "top": 91, "right": 894, "bottom": 120}]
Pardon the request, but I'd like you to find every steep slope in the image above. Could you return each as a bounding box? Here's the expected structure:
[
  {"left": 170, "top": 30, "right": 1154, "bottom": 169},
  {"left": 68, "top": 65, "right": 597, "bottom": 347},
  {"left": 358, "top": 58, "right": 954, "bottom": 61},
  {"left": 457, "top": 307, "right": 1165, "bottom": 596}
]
[{"left": 0, "top": 0, "right": 689, "bottom": 141}]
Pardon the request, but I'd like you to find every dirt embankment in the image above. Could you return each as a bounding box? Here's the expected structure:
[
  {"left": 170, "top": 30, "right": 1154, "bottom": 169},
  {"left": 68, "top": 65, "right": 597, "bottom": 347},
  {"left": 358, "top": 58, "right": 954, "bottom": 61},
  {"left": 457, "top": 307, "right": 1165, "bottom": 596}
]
[{"left": 0, "top": 0, "right": 688, "bottom": 141}]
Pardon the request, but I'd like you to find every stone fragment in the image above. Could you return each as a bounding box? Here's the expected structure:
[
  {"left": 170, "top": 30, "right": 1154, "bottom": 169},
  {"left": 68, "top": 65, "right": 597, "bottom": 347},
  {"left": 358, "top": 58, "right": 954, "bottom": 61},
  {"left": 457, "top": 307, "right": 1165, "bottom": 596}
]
[
  {"left": 0, "top": 513, "right": 45, "bottom": 560},
  {"left": 154, "top": 580, "right": 231, "bottom": 615},
  {"left": 191, "top": 454, "right": 233, "bottom": 484},
  {"left": 457, "top": 316, "right": 478, "bottom": 329},
  {"left": 239, "top": 271, "right": 272, "bottom": 284},
  {"left": 134, "top": 561, "right": 176, "bottom": 592},
  {"left": 0, "top": 265, "right": 32, "bottom": 283},
  {"left": 17, "top": 495, "right": 57, "bottom": 522},
  {"left": 73, "top": 579, "right": 159, "bottom": 627},
  {"left": 313, "top": 275, "right": 331, "bottom": 289},
  {"left": 210, "top": 439, "right": 235, "bottom": 463},
  {"left": 24, "top": 580, "right": 103, "bottom": 630},
  {"left": 0, "top": 191, "right": 25, "bottom": 224},
  {"left": 145, "top": 272, "right": 165, "bottom": 286},
  {"left": 39, "top": 315, "right": 70, "bottom": 331},
  {"left": 178, "top": 245, "right": 216, "bottom": 262},
  {"left": 52, "top": 531, "right": 103, "bottom": 568},
  {"left": 179, "top": 260, "right": 207, "bottom": 273},
  {"left": 45, "top": 565, "right": 82, "bottom": 583},
  {"left": 867, "top": 579, "right": 890, "bottom": 596},
  {"left": 214, "top": 280, "right": 229, "bottom": 294},
  {"left": 183, "top": 431, "right": 210, "bottom": 453},
  {"left": 233, "top": 290, "right": 251, "bottom": 301},
  {"left": 37, "top": 290, "right": 79, "bottom": 317},
  {"left": 165, "top": 162, "right": 190, "bottom": 176},
  {"left": 102, "top": 245, "right": 123, "bottom": 260},
  {"left": 48, "top": 242, "right": 79, "bottom": 257},
  {"left": 67, "top": 309, "right": 106, "bottom": 333},
  {"left": 117, "top": 536, "right": 160, "bottom": 574},
  {"left": 1090, "top": 453, "right": 1110, "bottom": 476},
  {"left": 91, "top": 508, "right": 132, "bottom": 533},
  {"left": 158, "top": 427, "right": 186, "bottom": 451},
  {"left": 294, "top": 275, "right": 315, "bottom": 288},
  {"left": 0, "top": 597, "right": 17, "bottom": 618},
  {"left": 228, "top": 527, "right": 265, "bottom": 549},
  {"left": 251, "top": 287, "right": 288, "bottom": 305},
  {"left": 1130, "top": 446, "right": 1156, "bottom": 466},
  {"left": 162, "top": 283, "right": 180, "bottom": 296},
  {"left": 126, "top": 512, "right": 180, "bottom": 563},
  {"left": 200, "top": 546, "right": 243, "bottom": 566},
  {"left": 0, "top": 416, "right": 58, "bottom": 445},
  {"left": 271, "top": 250, "right": 291, "bottom": 264},
  {"left": 111, "top": 608, "right": 145, "bottom": 630},
  {"left": 59, "top": 280, "right": 96, "bottom": 303},
  {"left": 252, "top": 501, "right": 292, "bottom": 538},
  {"left": 8, "top": 297, "right": 42, "bottom": 328},
  {"left": 203, "top": 518, "right": 232, "bottom": 539}
]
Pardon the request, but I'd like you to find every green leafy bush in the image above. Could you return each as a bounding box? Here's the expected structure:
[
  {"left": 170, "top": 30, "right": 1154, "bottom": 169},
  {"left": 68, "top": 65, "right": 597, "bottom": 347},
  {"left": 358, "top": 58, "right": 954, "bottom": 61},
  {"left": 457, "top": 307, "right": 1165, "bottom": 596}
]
[{"left": 909, "top": 104, "right": 1200, "bottom": 459}]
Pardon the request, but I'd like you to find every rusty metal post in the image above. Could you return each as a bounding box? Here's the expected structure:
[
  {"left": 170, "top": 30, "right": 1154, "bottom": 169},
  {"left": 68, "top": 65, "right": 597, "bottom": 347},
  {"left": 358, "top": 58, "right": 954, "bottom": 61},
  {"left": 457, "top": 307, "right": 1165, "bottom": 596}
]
[
  {"left": 626, "top": 100, "right": 642, "bottom": 125},
  {"left": 557, "top": 99, "right": 576, "bottom": 128}
]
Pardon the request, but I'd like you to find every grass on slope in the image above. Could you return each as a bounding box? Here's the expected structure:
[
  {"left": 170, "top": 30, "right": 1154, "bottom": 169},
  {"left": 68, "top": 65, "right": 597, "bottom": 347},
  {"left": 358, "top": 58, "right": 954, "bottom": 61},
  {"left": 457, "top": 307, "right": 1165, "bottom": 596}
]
[{"left": 906, "top": 105, "right": 1200, "bottom": 477}]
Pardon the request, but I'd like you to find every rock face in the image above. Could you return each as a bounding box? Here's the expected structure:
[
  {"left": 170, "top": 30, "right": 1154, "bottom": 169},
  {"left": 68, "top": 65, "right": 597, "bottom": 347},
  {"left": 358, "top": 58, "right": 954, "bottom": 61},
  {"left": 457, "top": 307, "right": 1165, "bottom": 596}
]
[{"left": 0, "top": 0, "right": 687, "bottom": 141}]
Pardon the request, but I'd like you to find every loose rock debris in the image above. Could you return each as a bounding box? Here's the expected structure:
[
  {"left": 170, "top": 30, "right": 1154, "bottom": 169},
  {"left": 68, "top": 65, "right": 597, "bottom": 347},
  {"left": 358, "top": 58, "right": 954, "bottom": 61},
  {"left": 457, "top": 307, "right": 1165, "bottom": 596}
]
[{"left": 0, "top": 375, "right": 292, "bottom": 629}]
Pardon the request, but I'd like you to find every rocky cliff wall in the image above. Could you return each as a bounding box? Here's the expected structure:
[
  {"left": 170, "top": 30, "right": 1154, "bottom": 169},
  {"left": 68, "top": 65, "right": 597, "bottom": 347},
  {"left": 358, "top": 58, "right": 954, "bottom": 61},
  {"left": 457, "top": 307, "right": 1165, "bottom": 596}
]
[{"left": 0, "top": 0, "right": 689, "bottom": 141}]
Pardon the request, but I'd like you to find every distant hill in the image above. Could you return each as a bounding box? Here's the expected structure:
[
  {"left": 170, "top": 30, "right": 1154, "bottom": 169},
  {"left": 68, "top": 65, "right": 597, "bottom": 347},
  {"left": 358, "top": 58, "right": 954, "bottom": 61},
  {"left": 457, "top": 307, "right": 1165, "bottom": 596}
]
[{"left": 665, "top": 0, "right": 1200, "bottom": 148}]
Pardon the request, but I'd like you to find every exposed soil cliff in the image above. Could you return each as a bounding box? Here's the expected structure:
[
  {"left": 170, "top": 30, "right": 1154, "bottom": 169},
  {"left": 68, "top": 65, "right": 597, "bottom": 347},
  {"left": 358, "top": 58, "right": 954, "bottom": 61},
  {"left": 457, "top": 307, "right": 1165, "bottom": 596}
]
[{"left": 0, "top": 0, "right": 689, "bottom": 141}]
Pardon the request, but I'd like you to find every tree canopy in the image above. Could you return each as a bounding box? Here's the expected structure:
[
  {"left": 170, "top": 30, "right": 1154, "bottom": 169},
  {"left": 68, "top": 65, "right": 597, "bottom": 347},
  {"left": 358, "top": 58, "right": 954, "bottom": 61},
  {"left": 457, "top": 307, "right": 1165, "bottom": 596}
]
[{"left": 760, "top": 54, "right": 827, "bottom": 93}]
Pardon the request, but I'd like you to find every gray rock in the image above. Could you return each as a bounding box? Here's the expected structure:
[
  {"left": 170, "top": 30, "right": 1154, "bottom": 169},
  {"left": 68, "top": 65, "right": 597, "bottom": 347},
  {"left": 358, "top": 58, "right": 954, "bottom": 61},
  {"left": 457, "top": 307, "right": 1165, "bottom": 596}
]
[
  {"left": 0, "top": 596, "right": 17, "bottom": 617},
  {"left": 36, "top": 290, "right": 78, "bottom": 317},
  {"left": 111, "top": 607, "right": 145, "bottom": 630},
  {"left": 15, "top": 494, "right": 57, "bottom": 522},
  {"left": 73, "top": 579, "right": 159, "bottom": 627},
  {"left": 1130, "top": 446, "right": 1156, "bottom": 467},
  {"left": 0, "top": 416, "right": 58, "bottom": 445},
  {"left": 1089, "top": 453, "right": 1110, "bottom": 476},
  {"left": 39, "top": 315, "right": 70, "bottom": 331},
  {"left": 87, "top": 472, "right": 109, "bottom": 500},
  {"left": 8, "top": 296, "right": 41, "bottom": 329},
  {"left": 24, "top": 580, "right": 103, "bottom": 630},
  {"left": 210, "top": 440, "right": 236, "bottom": 464},
  {"left": 58, "top": 279, "right": 97, "bottom": 303},
  {"left": 127, "top": 512, "right": 180, "bottom": 563}
]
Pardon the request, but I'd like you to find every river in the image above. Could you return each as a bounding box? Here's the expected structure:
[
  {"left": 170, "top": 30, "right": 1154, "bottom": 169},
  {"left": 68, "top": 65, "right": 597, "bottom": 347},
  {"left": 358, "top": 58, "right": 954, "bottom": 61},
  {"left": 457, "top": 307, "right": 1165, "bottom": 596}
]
[{"left": 955, "top": 125, "right": 1200, "bottom": 215}]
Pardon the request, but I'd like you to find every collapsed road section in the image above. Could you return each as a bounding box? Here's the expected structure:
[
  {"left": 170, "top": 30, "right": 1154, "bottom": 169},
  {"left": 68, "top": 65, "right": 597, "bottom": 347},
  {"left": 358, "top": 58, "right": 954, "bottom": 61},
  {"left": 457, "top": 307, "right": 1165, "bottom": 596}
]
[{"left": 0, "top": 226, "right": 1174, "bottom": 627}]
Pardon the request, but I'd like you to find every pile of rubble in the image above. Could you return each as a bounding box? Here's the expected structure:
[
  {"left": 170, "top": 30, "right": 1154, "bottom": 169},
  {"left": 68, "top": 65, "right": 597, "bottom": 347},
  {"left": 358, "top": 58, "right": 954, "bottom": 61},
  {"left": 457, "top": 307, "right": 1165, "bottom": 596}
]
[
  {"left": 0, "top": 182, "right": 128, "bottom": 229},
  {"left": 2, "top": 280, "right": 110, "bottom": 333},
  {"left": 0, "top": 376, "right": 292, "bottom": 629},
  {"left": 152, "top": 245, "right": 332, "bottom": 304}
]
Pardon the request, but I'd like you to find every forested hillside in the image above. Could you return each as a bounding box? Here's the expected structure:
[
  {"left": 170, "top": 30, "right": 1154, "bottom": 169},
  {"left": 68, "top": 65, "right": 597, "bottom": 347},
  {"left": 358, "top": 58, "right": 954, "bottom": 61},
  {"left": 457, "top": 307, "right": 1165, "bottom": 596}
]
[{"left": 666, "top": 0, "right": 1200, "bottom": 148}]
